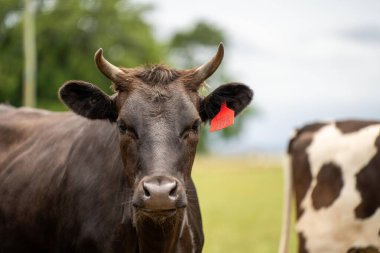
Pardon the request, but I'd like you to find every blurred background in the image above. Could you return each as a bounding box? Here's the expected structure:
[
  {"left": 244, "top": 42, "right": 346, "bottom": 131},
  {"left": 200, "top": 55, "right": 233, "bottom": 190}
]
[{"left": 1, "top": 0, "right": 380, "bottom": 252}]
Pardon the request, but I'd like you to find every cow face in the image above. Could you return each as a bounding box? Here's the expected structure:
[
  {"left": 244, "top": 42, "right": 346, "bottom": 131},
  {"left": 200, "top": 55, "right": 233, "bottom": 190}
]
[{"left": 59, "top": 44, "right": 253, "bottom": 220}]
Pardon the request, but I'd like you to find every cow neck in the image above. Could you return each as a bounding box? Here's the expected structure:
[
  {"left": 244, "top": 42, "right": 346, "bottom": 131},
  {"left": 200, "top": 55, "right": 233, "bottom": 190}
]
[{"left": 135, "top": 210, "right": 187, "bottom": 253}]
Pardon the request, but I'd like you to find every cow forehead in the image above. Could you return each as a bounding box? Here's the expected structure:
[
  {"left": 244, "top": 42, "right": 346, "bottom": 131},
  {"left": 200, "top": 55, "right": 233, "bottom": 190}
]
[{"left": 118, "top": 83, "right": 199, "bottom": 126}]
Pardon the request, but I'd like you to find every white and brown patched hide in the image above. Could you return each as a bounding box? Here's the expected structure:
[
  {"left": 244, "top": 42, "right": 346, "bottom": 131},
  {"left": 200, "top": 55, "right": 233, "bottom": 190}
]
[{"left": 287, "top": 121, "right": 380, "bottom": 253}]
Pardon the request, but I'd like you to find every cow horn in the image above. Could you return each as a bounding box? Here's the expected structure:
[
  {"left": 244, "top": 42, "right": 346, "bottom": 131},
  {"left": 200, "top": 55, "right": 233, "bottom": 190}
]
[
  {"left": 192, "top": 43, "right": 224, "bottom": 87},
  {"left": 94, "top": 48, "right": 123, "bottom": 80}
]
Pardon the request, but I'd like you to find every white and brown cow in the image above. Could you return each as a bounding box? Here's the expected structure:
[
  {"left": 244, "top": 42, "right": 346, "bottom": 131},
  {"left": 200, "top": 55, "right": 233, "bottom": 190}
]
[{"left": 279, "top": 120, "right": 380, "bottom": 253}]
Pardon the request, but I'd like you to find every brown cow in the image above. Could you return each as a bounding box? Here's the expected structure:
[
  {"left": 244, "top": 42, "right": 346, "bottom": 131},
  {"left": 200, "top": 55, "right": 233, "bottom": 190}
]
[
  {"left": 0, "top": 44, "right": 253, "bottom": 253},
  {"left": 279, "top": 121, "right": 380, "bottom": 253}
]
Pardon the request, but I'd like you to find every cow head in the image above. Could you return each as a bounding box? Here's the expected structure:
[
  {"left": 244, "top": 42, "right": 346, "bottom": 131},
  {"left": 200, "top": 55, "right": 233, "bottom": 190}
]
[{"left": 59, "top": 44, "right": 253, "bottom": 222}]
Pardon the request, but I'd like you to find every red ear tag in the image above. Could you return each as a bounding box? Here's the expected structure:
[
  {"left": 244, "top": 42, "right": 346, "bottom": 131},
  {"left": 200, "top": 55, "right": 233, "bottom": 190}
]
[{"left": 209, "top": 102, "right": 235, "bottom": 132}]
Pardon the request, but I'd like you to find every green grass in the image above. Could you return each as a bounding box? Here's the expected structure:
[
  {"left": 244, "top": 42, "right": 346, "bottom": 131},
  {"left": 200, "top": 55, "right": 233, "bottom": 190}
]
[{"left": 192, "top": 156, "right": 297, "bottom": 253}]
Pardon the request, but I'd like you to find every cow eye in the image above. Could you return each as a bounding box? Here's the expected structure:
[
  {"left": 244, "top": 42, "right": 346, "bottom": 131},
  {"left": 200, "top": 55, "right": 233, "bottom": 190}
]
[
  {"left": 117, "top": 121, "right": 138, "bottom": 139},
  {"left": 180, "top": 119, "right": 201, "bottom": 139},
  {"left": 191, "top": 119, "right": 201, "bottom": 132}
]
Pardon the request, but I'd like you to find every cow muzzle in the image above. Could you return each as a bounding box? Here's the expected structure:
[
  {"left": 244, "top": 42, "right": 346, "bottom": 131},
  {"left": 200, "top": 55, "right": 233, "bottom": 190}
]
[{"left": 132, "top": 175, "right": 187, "bottom": 217}]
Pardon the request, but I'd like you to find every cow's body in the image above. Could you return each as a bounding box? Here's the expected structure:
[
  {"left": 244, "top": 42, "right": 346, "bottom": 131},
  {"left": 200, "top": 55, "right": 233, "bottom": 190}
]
[
  {"left": 280, "top": 120, "right": 380, "bottom": 253},
  {"left": 0, "top": 105, "right": 202, "bottom": 253}
]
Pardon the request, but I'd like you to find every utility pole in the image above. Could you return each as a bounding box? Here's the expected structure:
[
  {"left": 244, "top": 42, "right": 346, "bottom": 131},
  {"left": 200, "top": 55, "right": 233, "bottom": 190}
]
[{"left": 23, "top": 0, "right": 37, "bottom": 107}]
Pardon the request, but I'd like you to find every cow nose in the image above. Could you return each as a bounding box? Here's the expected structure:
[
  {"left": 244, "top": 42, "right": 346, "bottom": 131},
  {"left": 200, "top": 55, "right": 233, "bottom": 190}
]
[
  {"left": 143, "top": 181, "right": 178, "bottom": 200},
  {"left": 139, "top": 176, "right": 181, "bottom": 211}
]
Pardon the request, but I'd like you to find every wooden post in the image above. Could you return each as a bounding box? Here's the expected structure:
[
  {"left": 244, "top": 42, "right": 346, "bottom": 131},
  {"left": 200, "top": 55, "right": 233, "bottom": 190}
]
[{"left": 23, "top": 0, "right": 37, "bottom": 107}]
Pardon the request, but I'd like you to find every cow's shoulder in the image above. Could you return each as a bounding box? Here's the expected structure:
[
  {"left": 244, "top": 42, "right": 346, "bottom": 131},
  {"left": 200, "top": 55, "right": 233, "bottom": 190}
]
[
  {"left": 288, "top": 122, "right": 328, "bottom": 154},
  {"left": 0, "top": 106, "right": 64, "bottom": 127},
  {"left": 288, "top": 120, "right": 380, "bottom": 154},
  {"left": 335, "top": 120, "right": 380, "bottom": 134},
  {"left": 0, "top": 106, "right": 72, "bottom": 145}
]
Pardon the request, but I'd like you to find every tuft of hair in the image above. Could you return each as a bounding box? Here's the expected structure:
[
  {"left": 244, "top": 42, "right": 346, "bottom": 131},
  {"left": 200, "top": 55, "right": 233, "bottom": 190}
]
[{"left": 135, "top": 64, "right": 181, "bottom": 86}]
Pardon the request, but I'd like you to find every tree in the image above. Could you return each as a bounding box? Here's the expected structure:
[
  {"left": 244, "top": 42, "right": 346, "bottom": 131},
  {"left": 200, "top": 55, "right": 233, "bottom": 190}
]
[
  {"left": 0, "top": 1, "right": 24, "bottom": 105},
  {"left": 0, "top": 0, "right": 164, "bottom": 109}
]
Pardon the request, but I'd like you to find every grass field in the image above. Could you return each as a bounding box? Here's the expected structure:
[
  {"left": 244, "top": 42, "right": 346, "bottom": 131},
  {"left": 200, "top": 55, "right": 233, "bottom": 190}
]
[{"left": 191, "top": 155, "right": 297, "bottom": 253}]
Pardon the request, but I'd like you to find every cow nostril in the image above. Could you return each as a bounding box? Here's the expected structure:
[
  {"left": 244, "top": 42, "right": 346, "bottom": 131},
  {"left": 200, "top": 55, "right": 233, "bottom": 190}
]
[
  {"left": 169, "top": 182, "right": 178, "bottom": 198},
  {"left": 143, "top": 184, "right": 150, "bottom": 198}
]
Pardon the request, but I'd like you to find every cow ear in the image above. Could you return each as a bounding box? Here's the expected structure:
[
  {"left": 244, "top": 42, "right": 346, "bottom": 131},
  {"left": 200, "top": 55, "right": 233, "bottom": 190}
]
[
  {"left": 59, "top": 80, "right": 117, "bottom": 121},
  {"left": 200, "top": 83, "right": 253, "bottom": 122}
]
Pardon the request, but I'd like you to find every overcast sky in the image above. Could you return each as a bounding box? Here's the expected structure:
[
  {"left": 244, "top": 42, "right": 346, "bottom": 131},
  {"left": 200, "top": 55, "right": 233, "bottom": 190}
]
[{"left": 141, "top": 0, "right": 380, "bottom": 153}]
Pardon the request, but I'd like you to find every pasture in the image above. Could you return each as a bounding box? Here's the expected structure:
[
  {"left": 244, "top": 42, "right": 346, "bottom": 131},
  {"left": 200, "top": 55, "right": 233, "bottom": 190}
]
[{"left": 192, "top": 155, "right": 297, "bottom": 253}]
